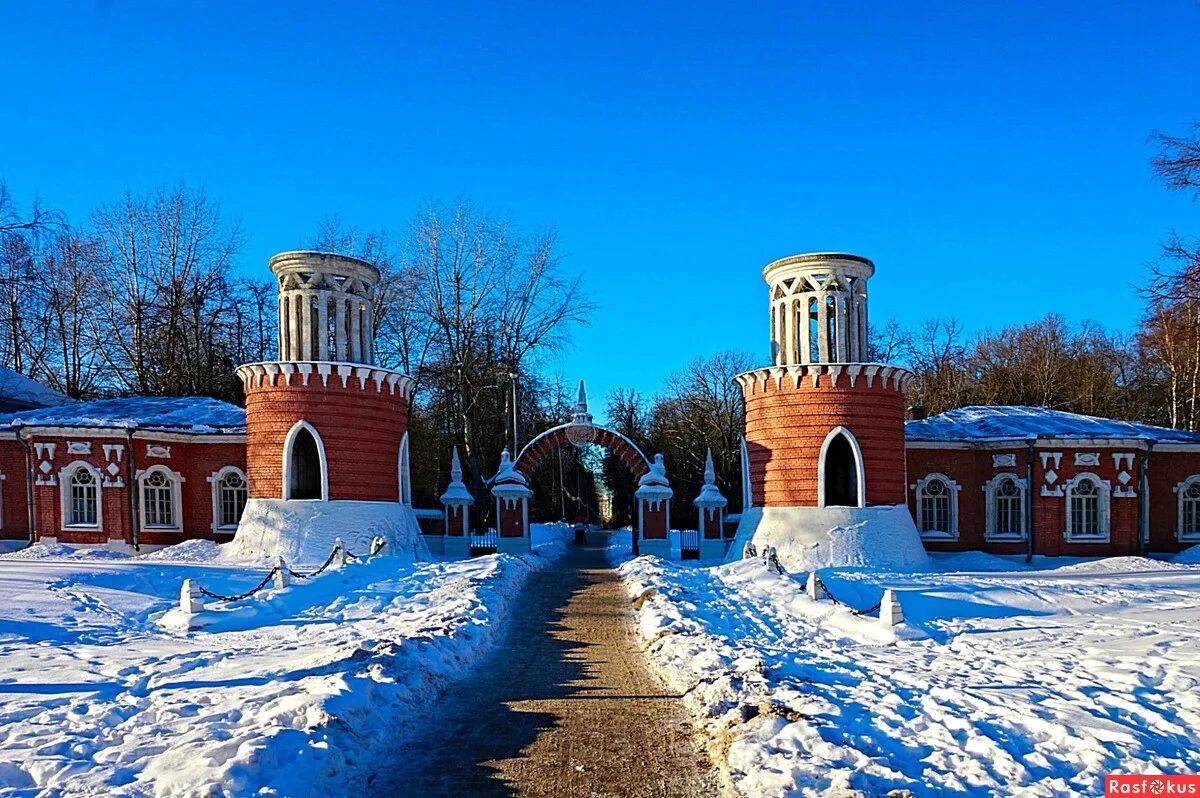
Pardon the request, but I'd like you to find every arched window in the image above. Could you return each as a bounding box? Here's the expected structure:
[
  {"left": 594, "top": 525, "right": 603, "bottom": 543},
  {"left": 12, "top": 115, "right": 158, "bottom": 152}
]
[
  {"left": 915, "top": 473, "right": 959, "bottom": 540},
  {"left": 1177, "top": 476, "right": 1200, "bottom": 542},
  {"left": 1065, "top": 474, "right": 1110, "bottom": 542},
  {"left": 62, "top": 463, "right": 101, "bottom": 529},
  {"left": 218, "top": 469, "right": 248, "bottom": 528},
  {"left": 137, "top": 466, "right": 183, "bottom": 530},
  {"left": 819, "top": 427, "right": 864, "bottom": 508},
  {"left": 984, "top": 474, "right": 1027, "bottom": 541},
  {"left": 284, "top": 421, "right": 327, "bottom": 501},
  {"left": 398, "top": 432, "right": 412, "bottom": 506}
]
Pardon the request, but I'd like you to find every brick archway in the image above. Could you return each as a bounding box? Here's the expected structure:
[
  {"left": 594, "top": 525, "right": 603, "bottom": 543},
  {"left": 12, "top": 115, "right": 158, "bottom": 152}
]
[{"left": 514, "top": 424, "right": 651, "bottom": 480}]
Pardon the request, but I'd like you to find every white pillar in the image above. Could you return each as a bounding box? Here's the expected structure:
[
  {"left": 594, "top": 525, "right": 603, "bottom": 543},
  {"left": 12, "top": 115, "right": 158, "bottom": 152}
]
[
  {"left": 817, "top": 294, "right": 830, "bottom": 362},
  {"left": 334, "top": 294, "right": 347, "bottom": 361},
  {"left": 782, "top": 299, "right": 795, "bottom": 365},
  {"left": 349, "top": 300, "right": 362, "bottom": 363},
  {"left": 363, "top": 302, "right": 374, "bottom": 365},
  {"left": 849, "top": 294, "right": 861, "bottom": 361},
  {"left": 317, "top": 291, "right": 330, "bottom": 361},
  {"left": 290, "top": 293, "right": 303, "bottom": 360},
  {"left": 278, "top": 294, "right": 288, "bottom": 360}
]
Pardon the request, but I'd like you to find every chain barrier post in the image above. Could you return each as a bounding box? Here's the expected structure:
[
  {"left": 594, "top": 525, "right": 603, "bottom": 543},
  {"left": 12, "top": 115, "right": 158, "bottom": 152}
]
[
  {"left": 273, "top": 556, "right": 290, "bottom": 589},
  {"left": 805, "top": 571, "right": 827, "bottom": 601},
  {"left": 370, "top": 536, "right": 386, "bottom": 556},
  {"left": 880, "top": 589, "right": 903, "bottom": 626},
  {"left": 180, "top": 578, "right": 204, "bottom": 614},
  {"left": 332, "top": 538, "right": 347, "bottom": 570},
  {"left": 743, "top": 542, "right": 757, "bottom": 559}
]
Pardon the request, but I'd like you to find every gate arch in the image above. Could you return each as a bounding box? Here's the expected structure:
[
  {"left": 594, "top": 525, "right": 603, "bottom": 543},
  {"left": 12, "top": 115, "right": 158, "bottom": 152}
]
[{"left": 514, "top": 424, "right": 651, "bottom": 481}]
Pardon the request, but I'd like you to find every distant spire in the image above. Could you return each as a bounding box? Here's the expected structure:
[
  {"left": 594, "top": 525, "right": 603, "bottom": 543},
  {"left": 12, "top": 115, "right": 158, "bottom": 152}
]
[
  {"left": 571, "top": 379, "right": 593, "bottom": 426},
  {"left": 450, "top": 445, "right": 463, "bottom": 482},
  {"left": 577, "top": 380, "right": 588, "bottom": 412},
  {"left": 704, "top": 448, "right": 716, "bottom": 485}
]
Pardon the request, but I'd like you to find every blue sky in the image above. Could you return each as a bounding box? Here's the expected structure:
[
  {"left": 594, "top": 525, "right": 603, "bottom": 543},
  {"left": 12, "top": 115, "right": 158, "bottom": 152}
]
[{"left": 4, "top": 2, "right": 1198, "bottom": 418}]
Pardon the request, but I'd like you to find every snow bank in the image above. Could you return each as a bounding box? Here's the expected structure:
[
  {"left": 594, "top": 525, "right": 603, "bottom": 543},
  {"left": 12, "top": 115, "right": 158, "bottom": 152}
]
[
  {"left": 0, "top": 541, "right": 130, "bottom": 560},
  {"left": 0, "top": 522, "right": 572, "bottom": 796},
  {"left": 727, "top": 504, "right": 931, "bottom": 571},
  {"left": 1175, "top": 545, "right": 1200, "bottom": 565},
  {"left": 140, "top": 539, "right": 223, "bottom": 563},
  {"left": 621, "top": 554, "right": 1200, "bottom": 797},
  {"left": 222, "top": 499, "right": 428, "bottom": 565}
]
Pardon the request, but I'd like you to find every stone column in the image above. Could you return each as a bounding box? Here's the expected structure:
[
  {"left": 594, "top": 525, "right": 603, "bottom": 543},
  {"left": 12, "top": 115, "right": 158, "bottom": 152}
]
[
  {"left": 349, "top": 300, "right": 362, "bottom": 363},
  {"left": 834, "top": 293, "right": 849, "bottom": 362},
  {"left": 799, "top": 295, "right": 812, "bottom": 365},
  {"left": 817, "top": 294, "right": 830, "bottom": 362},
  {"left": 848, "top": 294, "right": 861, "bottom": 361},
  {"left": 363, "top": 302, "right": 374, "bottom": 365},
  {"left": 334, "top": 295, "right": 347, "bottom": 361},
  {"left": 317, "top": 291, "right": 330, "bottom": 361}
]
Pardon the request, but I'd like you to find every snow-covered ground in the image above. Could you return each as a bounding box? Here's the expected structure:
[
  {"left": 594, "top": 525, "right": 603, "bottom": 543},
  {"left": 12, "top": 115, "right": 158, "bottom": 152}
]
[
  {"left": 0, "top": 524, "right": 570, "bottom": 797},
  {"left": 617, "top": 542, "right": 1200, "bottom": 797}
]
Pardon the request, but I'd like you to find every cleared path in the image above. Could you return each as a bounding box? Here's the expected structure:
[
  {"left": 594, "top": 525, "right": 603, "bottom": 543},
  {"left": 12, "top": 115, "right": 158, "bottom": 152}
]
[{"left": 377, "top": 536, "right": 715, "bottom": 797}]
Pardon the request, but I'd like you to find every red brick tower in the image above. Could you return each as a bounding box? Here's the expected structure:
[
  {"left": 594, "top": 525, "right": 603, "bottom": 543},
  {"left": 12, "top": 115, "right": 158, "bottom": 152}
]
[
  {"left": 227, "top": 251, "right": 424, "bottom": 562},
  {"left": 732, "top": 253, "right": 927, "bottom": 569}
]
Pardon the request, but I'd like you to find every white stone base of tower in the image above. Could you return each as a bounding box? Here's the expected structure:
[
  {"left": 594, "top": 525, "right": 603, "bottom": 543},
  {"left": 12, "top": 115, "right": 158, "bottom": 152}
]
[
  {"left": 725, "top": 505, "right": 930, "bottom": 572},
  {"left": 222, "top": 499, "right": 429, "bottom": 566}
]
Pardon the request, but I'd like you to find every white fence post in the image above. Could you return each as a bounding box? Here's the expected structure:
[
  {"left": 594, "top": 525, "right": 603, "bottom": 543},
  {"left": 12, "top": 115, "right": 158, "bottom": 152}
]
[
  {"left": 880, "top": 589, "right": 903, "bottom": 626},
  {"left": 274, "top": 556, "right": 290, "bottom": 589},
  {"left": 180, "top": 578, "right": 204, "bottom": 614}
]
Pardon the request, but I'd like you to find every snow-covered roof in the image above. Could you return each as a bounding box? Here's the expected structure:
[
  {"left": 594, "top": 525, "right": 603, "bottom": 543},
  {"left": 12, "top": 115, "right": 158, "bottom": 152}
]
[
  {"left": 0, "top": 367, "right": 72, "bottom": 411},
  {"left": 906, "top": 406, "right": 1200, "bottom": 444},
  {"left": 0, "top": 396, "right": 246, "bottom": 435}
]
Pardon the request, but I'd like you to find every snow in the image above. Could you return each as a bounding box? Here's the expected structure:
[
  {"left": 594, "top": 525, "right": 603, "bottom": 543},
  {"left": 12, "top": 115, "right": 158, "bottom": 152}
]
[
  {"left": 0, "top": 523, "right": 571, "bottom": 797},
  {"left": 1175, "top": 545, "right": 1200, "bottom": 565},
  {"left": 0, "top": 395, "right": 245, "bottom": 434},
  {"left": 619, "top": 550, "right": 1200, "bottom": 797},
  {"left": 727, "top": 505, "right": 931, "bottom": 572},
  {"left": 221, "top": 499, "right": 428, "bottom": 566},
  {"left": 907, "top": 404, "right": 1200, "bottom": 444},
  {"left": 0, "top": 366, "right": 72, "bottom": 409}
]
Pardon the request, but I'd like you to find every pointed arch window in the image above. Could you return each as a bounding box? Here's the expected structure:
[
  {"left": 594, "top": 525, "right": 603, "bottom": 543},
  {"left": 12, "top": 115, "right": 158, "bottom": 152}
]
[
  {"left": 284, "top": 421, "right": 327, "bottom": 501},
  {"left": 819, "top": 427, "right": 864, "bottom": 508}
]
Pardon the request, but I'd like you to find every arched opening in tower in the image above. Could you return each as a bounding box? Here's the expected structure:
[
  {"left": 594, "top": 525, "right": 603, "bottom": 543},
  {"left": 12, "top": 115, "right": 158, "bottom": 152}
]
[
  {"left": 289, "top": 427, "right": 323, "bottom": 500},
  {"left": 823, "top": 433, "right": 860, "bottom": 507}
]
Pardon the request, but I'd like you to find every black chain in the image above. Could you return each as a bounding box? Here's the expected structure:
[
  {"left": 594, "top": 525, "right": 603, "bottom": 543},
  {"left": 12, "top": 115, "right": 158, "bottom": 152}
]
[
  {"left": 191, "top": 540, "right": 377, "bottom": 605},
  {"left": 811, "top": 574, "right": 882, "bottom": 617}
]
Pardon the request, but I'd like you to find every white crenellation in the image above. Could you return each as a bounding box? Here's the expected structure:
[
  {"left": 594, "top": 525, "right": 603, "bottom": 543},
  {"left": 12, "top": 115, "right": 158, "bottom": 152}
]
[
  {"left": 235, "top": 361, "right": 415, "bottom": 399},
  {"left": 735, "top": 363, "right": 915, "bottom": 395}
]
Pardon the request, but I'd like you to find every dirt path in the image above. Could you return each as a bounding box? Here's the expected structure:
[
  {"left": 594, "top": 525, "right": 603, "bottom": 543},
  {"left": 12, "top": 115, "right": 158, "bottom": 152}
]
[{"left": 377, "top": 536, "right": 716, "bottom": 797}]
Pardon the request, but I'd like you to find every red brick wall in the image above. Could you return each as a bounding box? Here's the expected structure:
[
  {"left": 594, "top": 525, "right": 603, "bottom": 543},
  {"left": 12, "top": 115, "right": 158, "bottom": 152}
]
[
  {"left": 1147, "top": 450, "right": 1200, "bottom": 554},
  {"left": 641, "top": 501, "right": 667, "bottom": 539},
  {"left": 21, "top": 434, "right": 245, "bottom": 547},
  {"left": 497, "top": 499, "right": 525, "bottom": 537},
  {"left": 0, "top": 439, "right": 29, "bottom": 541},
  {"left": 243, "top": 375, "right": 409, "bottom": 502},
  {"left": 906, "top": 445, "right": 1145, "bottom": 557},
  {"left": 743, "top": 372, "right": 907, "bottom": 507}
]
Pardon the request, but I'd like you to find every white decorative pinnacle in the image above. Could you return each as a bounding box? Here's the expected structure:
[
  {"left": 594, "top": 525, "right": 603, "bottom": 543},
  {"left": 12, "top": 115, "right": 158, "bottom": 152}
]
[
  {"left": 491, "top": 447, "right": 532, "bottom": 499},
  {"left": 694, "top": 448, "right": 728, "bottom": 509},
  {"left": 566, "top": 379, "right": 597, "bottom": 448},
  {"left": 572, "top": 379, "right": 593, "bottom": 425},
  {"left": 440, "top": 445, "right": 474, "bottom": 506}
]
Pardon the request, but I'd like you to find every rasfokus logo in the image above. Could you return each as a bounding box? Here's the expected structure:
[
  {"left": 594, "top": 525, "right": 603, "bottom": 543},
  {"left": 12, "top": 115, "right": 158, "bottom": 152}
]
[{"left": 1107, "top": 776, "right": 1200, "bottom": 795}]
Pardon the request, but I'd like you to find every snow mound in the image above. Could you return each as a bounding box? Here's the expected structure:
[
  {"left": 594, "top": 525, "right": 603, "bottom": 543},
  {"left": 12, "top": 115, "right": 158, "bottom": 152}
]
[
  {"left": 141, "top": 538, "right": 223, "bottom": 563},
  {"left": 1175, "top": 545, "right": 1200, "bottom": 565},
  {"left": 727, "top": 505, "right": 931, "bottom": 572},
  {"left": 1051, "top": 556, "right": 1185, "bottom": 574},
  {"left": 930, "top": 550, "right": 1034, "bottom": 572},
  {"left": 222, "top": 499, "right": 429, "bottom": 565},
  {"left": 0, "top": 542, "right": 129, "bottom": 560}
]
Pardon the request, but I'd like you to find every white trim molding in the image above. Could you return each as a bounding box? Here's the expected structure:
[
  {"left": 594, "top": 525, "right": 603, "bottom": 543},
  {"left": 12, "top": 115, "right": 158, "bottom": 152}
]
[
  {"left": 207, "top": 465, "right": 249, "bottom": 531},
  {"left": 282, "top": 420, "right": 329, "bottom": 501},
  {"left": 983, "top": 472, "right": 1028, "bottom": 542},
  {"left": 1175, "top": 474, "right": 1200, "bottom": 543},
  {"left": 913, "top": 472, "right": 961, "bottom": 541},
  {"left": 817, "top": 426, "right": 866, "bottom": 509},
  {"left": 1063, "top": 472, "right": 1112, "bottom": 543},
  {"left": 135, "top": 465, "right": 185, "bottom": 532},
  {"left": 398, "top": 432, "right": 412, "bottom": 506},
  {"left": 59, "top": 460, "right": 103, "bottom": 532}
]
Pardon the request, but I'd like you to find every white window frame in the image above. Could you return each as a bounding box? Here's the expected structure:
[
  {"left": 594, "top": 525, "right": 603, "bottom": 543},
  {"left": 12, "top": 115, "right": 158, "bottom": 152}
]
[
  {"left": 208, "top": 465, "right": 249, "bottom": 531},
  {"left": 398, "top": 432, "right": 412, "bottom": 506},
  {"left": 1064, "top": 472, "right": 1111, "bottom": 543},
  {"left": 282, "top": 420, "right": 329, "bottom": 501},
  {"left": 983, "top": 473, "right": 1028, "bottom": 542},
  {"left": 913, "top": 472, "right": 960, "bottom": 541},
  {"left": 136, "top": 465, "right": 184, "bottom": 532},
  {"left": 1175, "top": 475, "right": 1200, "bottom": 543},
  {"left": 817, "top": 426, "right": 866, "bottom": 509},
  {"left": 59, "top": 460, "right": 103, "bottom": 531}
]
